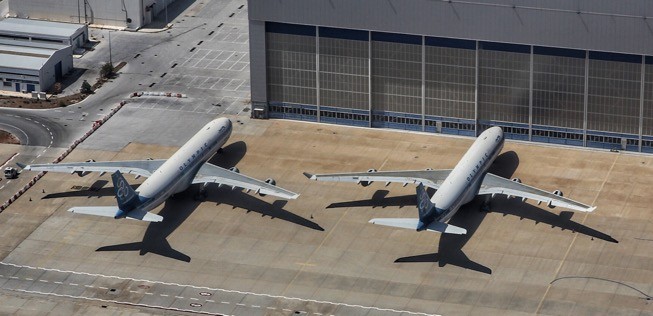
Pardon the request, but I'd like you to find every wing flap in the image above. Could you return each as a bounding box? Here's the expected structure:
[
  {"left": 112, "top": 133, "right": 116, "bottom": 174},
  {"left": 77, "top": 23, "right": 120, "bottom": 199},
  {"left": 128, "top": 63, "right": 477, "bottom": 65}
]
[
  {"left": 478, "top": 173, "right": 595, "bottom": 212},
  {"left": 304, "top": 169, "right": 452, "bottom": 190},
  {"left": 193, "top": 163, "right": 299, "bottom": 200},
  {"left": 369, "top": 218, "right": 466, "bottom": 234}
]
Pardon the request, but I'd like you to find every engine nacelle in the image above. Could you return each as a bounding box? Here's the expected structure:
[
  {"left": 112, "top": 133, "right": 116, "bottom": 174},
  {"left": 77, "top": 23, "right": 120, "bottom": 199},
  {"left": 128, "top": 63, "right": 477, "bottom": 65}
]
[
  {"left": 77, "top": 159, "right": 95, "bottom": 177},
  {"left": 511, "top": 178, "right": 521, "bottom": 183},
  {"left": 258, "top": 178, "right": 276, "bottom": 197},
  {"left": 360, "top": 169, "right": 377, "bottom": 187},
  {"left": 547, "top": 190, "right": 563, "bottom": 208},
  {"left": 229, "top": 167, "right": 240, "bottom": 173}
]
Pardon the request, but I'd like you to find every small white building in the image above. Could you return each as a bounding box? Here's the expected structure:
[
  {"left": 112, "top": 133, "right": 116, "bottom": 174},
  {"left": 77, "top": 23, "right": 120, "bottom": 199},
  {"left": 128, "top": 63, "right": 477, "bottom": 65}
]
[
  {"left": 7, "top": 0, "right": 174, "bottom": 30},
  {"left": 0, "top": 40, "right": 73, "bottom": 93},
  {"left": 0, "top": 18, "right": 88, "bottom": 51}
]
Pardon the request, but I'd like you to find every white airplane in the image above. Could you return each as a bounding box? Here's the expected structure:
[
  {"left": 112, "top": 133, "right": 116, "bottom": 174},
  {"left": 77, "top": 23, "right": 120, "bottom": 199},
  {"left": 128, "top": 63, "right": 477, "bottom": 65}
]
[
  {"left": 305, "top": 127, "right": 595, "bottom": 235},
  {"left": 19, "top": 117, "right": 299, "bottom": 222}
]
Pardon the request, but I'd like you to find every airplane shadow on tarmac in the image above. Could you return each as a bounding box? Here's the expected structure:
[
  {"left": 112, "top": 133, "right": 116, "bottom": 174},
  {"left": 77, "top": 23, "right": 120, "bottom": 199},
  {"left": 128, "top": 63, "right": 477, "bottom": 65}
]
[
  {"left": 44, "top": 141, "right": 322, "bottom": 262},
  {"left": 327, "top": 151, "right": 617, "bottom": 275}
]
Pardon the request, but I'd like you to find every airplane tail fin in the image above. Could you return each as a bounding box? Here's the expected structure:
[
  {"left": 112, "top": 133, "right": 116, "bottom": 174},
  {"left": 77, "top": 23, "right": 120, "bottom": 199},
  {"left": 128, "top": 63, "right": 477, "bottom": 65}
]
[
  {"left": 111, "top": 171, "right": 141, "bottom": 212},
  {"left": 416, "top": 183, "right": 435, "bottom": 223}
]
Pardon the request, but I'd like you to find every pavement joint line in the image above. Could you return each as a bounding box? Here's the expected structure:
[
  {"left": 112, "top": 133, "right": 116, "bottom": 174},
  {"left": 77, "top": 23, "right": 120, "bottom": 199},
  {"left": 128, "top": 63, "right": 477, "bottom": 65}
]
[
  {"left": 7, "top": 288, "right": 220, "bottom": 315},
  {"left": 0, "top": 261, "right": 437, "bottom": 315},
  {"left": 534, "top": 153, "right": 620, "bottom": 313}
]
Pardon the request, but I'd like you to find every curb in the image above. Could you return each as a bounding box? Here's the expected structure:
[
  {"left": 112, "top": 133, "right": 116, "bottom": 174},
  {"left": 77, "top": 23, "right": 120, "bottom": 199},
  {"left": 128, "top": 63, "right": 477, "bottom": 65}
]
[{"left": 0, "top": 101, "right": 127, "bottom": 212}]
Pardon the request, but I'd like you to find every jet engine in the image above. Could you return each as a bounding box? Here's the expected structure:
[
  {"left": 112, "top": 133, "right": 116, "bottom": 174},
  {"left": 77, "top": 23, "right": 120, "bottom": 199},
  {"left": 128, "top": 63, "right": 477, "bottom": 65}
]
[
  {"left": 258, "top": 178, "right": 276, "bottom": 197},
  {"left": 547, "top": 190, "right": 564, "bottom": 208},
  {"left": 229, "top": 167, "right": 240, "bottom": 173},
  {"left": 511, "top": 178, "right": 521, "bottom": 183},
  {"left": 77, "top": 159, "right": 95, "bottom": 177},
  {"left": 359, "top": 169, "right": 377, "bottom": 187}
]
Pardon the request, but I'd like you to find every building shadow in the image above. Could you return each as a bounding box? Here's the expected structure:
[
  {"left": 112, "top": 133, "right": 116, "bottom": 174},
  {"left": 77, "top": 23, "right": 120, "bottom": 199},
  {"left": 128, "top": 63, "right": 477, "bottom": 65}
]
[{"left": 142, "top": 0, "right": 199, "bottom": 29}]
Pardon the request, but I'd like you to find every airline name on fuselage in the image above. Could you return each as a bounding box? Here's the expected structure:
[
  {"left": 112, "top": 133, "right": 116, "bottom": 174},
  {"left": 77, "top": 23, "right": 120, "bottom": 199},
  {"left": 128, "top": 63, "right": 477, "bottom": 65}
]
[
  {"left": 466, "top": 134, "right": 502, "bottom": 183},
  {"left": 178, "top": 125, "right": 226, "bottom": 172}
]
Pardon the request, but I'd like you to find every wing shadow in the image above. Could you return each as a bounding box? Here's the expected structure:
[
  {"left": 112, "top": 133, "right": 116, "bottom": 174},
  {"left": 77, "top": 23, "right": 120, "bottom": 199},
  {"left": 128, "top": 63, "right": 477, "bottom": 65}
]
[
  {"left": 42, "top": 180, "right": 139, "bottom": 199},
  {"left": 205, "top": 185, "right": 324, "bottom": 231},
  {"left": 96, "top": 190, "right": 201, "bottom": 262},
  {"left": 491, "top": 197, "right": 618, "bottom": 243}
]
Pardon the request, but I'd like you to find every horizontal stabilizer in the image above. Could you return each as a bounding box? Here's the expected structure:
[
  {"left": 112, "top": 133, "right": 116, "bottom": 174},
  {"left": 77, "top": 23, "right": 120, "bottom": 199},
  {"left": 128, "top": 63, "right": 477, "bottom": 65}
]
[
  {"left": 369, "top": 218, "right": 466, "bottom": 235},
  {"left": 68, "top": 206, "right": 121, "bottom": 218},
  {"left": 67, "top": 207, "right": 163, "bottom": 222}
]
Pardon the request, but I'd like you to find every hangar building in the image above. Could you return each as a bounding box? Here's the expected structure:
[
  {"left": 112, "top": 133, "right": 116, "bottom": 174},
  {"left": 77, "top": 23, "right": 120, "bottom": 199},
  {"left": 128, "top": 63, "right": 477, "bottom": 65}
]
[
  {"left": 0, "top": 40, "right": 73, "bottom": 93},
  {"left": 7, "top": 0, "right": 173, "bottom": 30},
  {"left": 248, "top": 0, "right": 653, "bottom": 153}
]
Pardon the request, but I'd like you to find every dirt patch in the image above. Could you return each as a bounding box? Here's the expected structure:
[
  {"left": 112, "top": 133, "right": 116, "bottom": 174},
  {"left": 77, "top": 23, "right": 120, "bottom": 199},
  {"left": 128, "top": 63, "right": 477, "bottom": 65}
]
[
  {"left": 0, "top": 61, "right": 127, "bottom": 110},
  {"left": 0, "top": 130, "right": 20, "bottom": 145}
]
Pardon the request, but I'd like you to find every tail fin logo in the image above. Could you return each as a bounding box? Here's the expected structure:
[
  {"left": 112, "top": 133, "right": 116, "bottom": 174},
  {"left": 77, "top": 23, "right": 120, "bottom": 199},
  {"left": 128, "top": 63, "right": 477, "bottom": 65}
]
[
  {"left": 111, "top": 171, "right": 141, "bottom": 212},
  {"left": 116, "top": 178, "right": 129, "bottom": 199}
]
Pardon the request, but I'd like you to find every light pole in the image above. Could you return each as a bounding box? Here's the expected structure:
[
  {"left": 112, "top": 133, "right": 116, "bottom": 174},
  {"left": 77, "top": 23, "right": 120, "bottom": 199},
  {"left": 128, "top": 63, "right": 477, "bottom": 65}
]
[
  {"left": 164, "top": 0, "right": 168, "bottom": 26},
  {"left": 108, "top": 30, "right": 112, "bottom": 66}
]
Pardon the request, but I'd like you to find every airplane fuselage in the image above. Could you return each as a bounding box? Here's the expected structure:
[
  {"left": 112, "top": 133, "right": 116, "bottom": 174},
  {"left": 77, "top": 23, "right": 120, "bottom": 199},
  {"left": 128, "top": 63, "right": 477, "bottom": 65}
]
[
  {"left": 134, "top": 118, "right": 233, "bottom": 212},
  {"left": 429, "top": 127, "right": 504, "bottom": 223}
]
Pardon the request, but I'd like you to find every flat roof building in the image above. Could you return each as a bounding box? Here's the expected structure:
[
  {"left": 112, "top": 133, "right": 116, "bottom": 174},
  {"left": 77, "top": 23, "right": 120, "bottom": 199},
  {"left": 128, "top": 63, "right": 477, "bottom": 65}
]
[
  {"left": 7, "top": 0, "right": 173, "bottom": 30},
  {"left": 0, "top": 39, "right": 73, "bottom": 93},
  {"left": 0, "top": 18, "right": 87, "bottom": 51},
  {"left": 248, "top": 0, "right": 653, "bottom": 153}
]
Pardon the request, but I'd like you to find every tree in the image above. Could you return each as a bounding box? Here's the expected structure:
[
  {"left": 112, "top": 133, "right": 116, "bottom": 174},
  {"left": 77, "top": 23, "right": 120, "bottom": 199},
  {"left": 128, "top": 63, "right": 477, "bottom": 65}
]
[
  {"left": 100, "top": 62, "right": 114, "bottom": 79},
  {"left": 80, "top": 80, "right": 92, "bottom": 94}
]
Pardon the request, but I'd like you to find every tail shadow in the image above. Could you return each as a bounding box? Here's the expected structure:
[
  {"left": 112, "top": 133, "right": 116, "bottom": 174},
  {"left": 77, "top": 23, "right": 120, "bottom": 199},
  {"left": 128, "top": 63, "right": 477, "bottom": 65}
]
[{"left": 96, "top": 190, "right": 201, "bottom": 262}]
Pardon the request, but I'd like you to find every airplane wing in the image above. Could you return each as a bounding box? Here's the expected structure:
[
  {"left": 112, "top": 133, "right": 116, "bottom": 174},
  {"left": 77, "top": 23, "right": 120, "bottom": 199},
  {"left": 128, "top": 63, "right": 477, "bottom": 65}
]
[
  {"left": 303, "top": 169, "right": 452, "bottom": 190},
  {"left": 369, "top": 218, "right": 467, "bottom": 234},
  {"left": 20, "top": 160, "right": 166, "bottom": 178},
  {"left": 478, "top": 173, "right": 596, "bottom": 212},
  {"left": 192, "top": 163, "right": 299, "bottom": 200}
]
